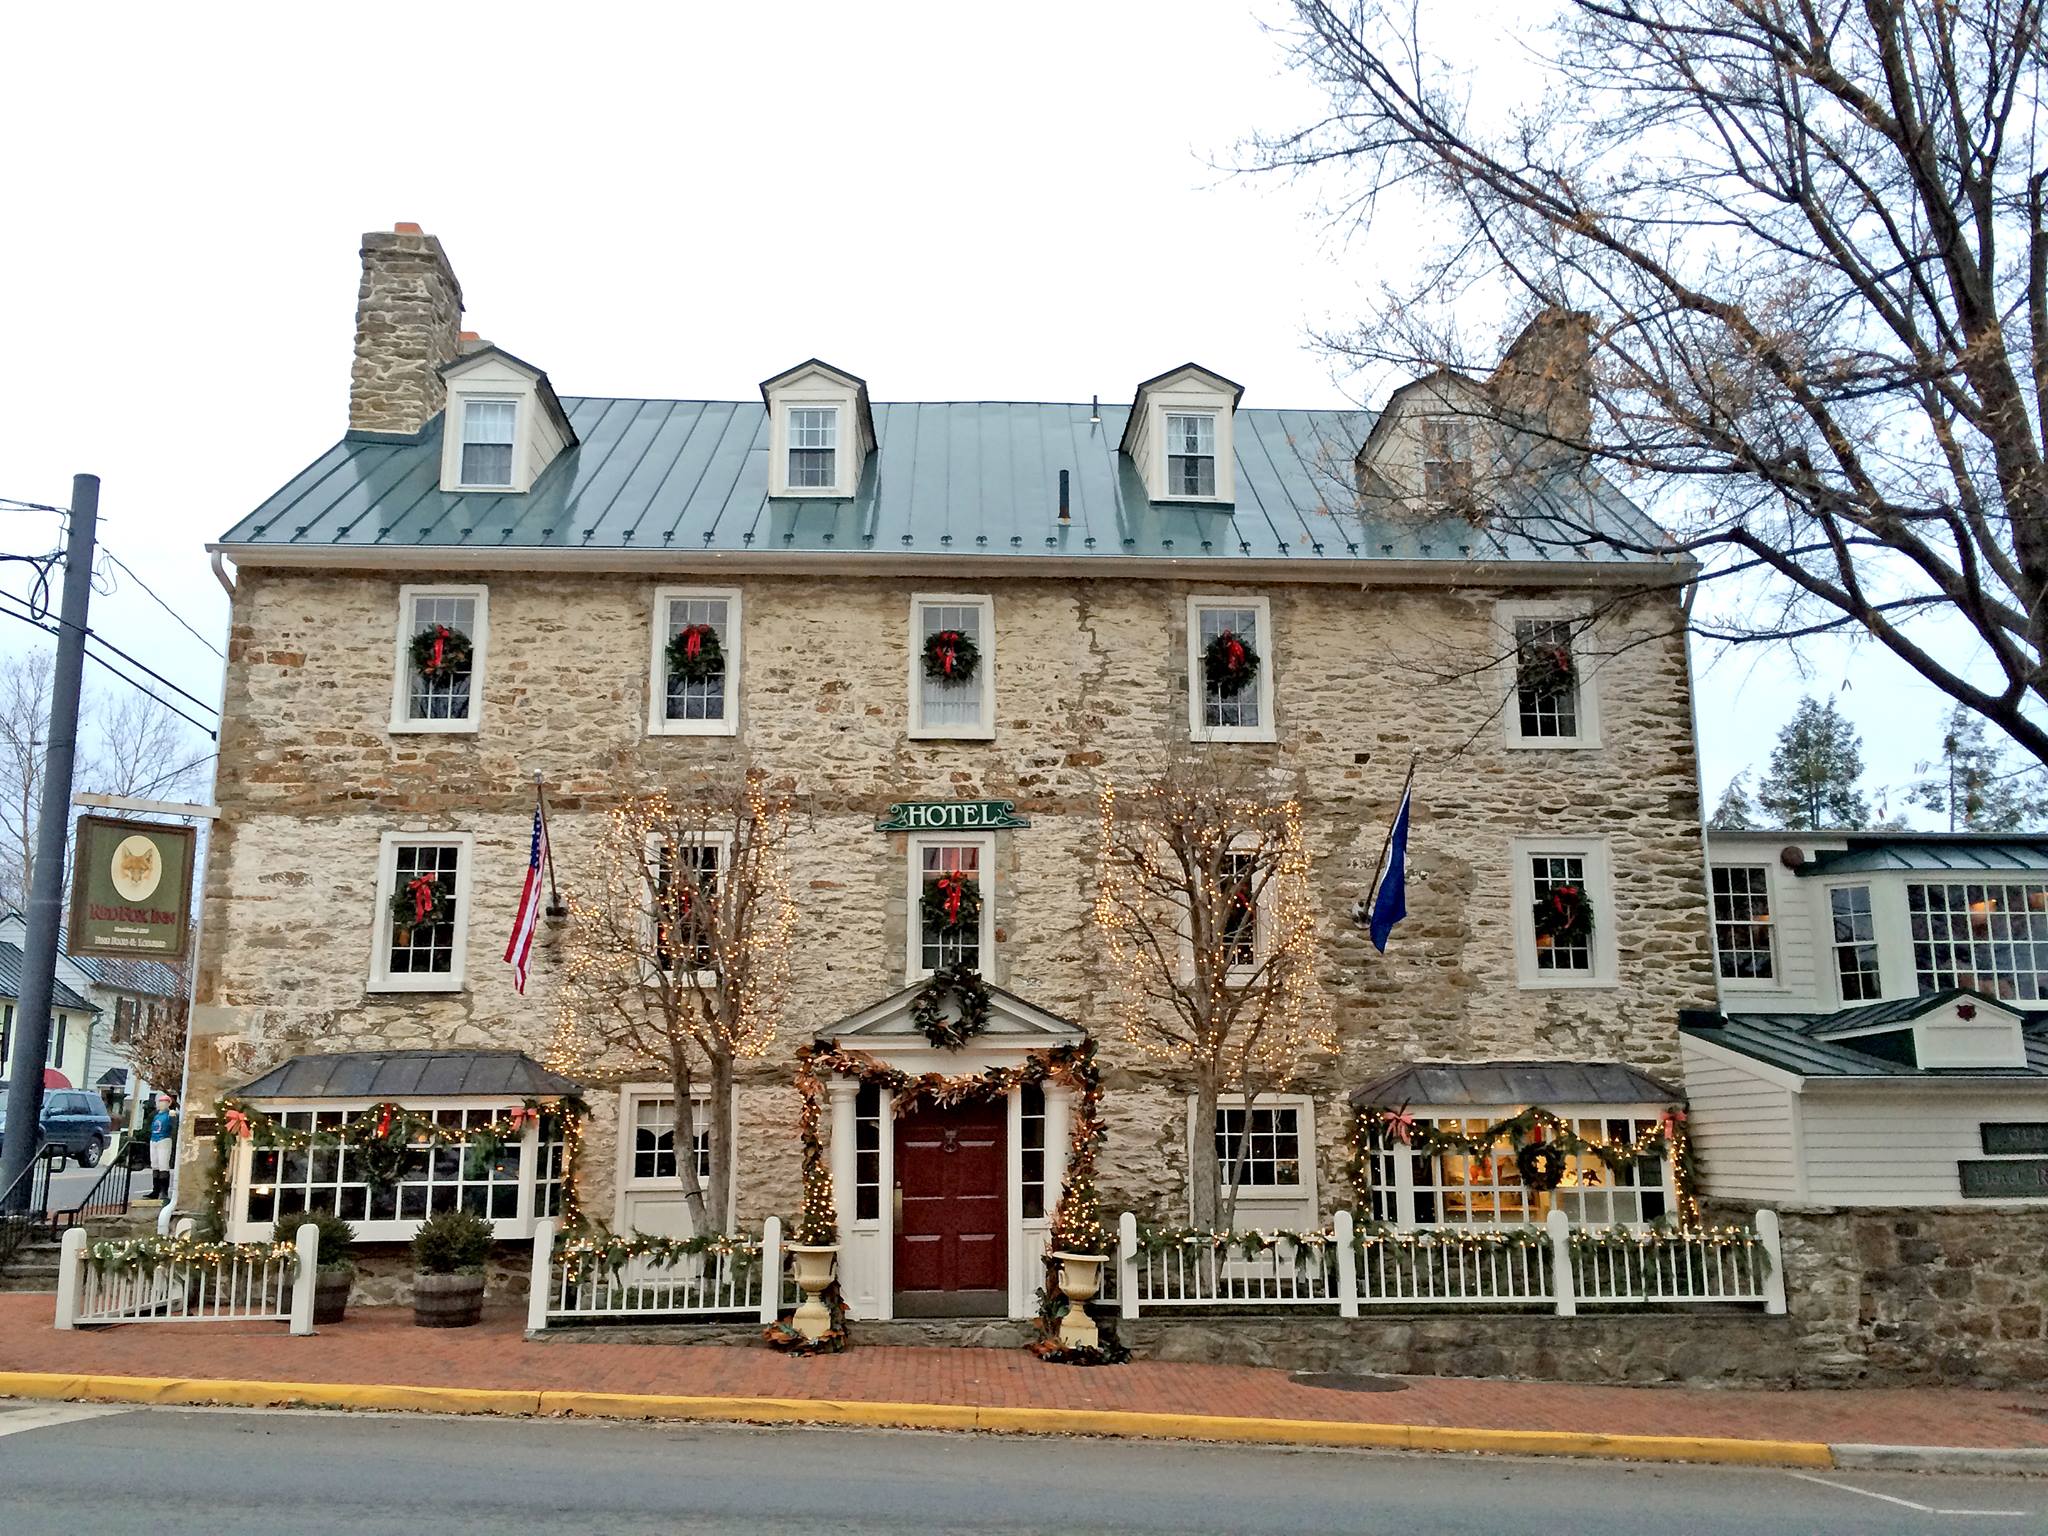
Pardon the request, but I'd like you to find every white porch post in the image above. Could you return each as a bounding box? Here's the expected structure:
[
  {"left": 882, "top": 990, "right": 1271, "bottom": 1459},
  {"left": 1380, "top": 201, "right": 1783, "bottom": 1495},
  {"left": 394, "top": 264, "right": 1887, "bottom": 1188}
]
[
  {"left": 1546, "top": 1207, "right": 1577, "bottom": 1317},
  {"left": 526, "top": 1217, "right": 557, "bottom": 1334},
  {"left": 1042, "top": 1081, "right": 1074, "bottom": 1210},
  {"left": 826, "top": 1077, "right": 859, "bottom": 1235}
]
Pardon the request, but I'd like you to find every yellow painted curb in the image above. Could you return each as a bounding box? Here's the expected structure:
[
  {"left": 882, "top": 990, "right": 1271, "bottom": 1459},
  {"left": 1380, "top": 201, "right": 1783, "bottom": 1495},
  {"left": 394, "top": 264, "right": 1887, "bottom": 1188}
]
[{"left": 0, "top": 1371, "right": 1836, "bottom": 1469}]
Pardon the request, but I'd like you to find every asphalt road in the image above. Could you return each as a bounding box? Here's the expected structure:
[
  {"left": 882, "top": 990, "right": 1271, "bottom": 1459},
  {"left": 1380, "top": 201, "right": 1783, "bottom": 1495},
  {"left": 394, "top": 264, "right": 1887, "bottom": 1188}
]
[{"left": 2, "top": 1401, "right": 2044, "bottom": 1534}]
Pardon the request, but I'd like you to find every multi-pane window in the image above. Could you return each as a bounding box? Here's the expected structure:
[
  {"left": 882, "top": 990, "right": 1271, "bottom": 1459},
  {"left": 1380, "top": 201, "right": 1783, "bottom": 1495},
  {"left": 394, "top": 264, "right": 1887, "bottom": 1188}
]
[
  {"left": 913, "top": 598, "right": 989, "bottom": 735},
  {"left": 661, "top": 593, "right": 734, "bottom": 724},
  {"left": 1020, "top": 1082, "right": 1047, "bottom": 1220},
  {"left": 1711, "top": 866, "right": 1775, "bottom": 980},
  {"left": 535, "top": 1127, "right": 565, "bottom": 1219},
  {"left": 385, "top": 843, "right": 462, "bottom": 979},
  {"left": 1550, "top": 1116, "right": 1669, "bottom": 1226},
  {"left": 631, "top": 1096, "right": 710, "bottom": 1183},
  {"left": 402, "top": 590, "right": 478, "bottom": 723},
  {"left": 1396, "top": 1114, "right": 1668, "bottom": 1226},
  {"left": 459, "top": 399, "right": 516, "bottom": 488},
  {"left": 1213, "top": 1105, "right": 1303, "bottom": 1188},
  {"left": 1195, "top": 603, "right": 1263, "bottom": 732},
  {"left": 918, "top": 842, "right": 983, "bottom": 974},
  {"left": 1831, "top": 885, "right": 1882, "bottom": 1002},
  {"left": 244, "top": 1106, "right": 522, "bottom": 1226},
  {"left": 1420, "top": 416, "right": 1473, "bottom": 503},
  {"left": 1512, "top": 616, "right": 1580, "bottom": 740},
  {"left": 787, "top": 407, "right": 838, "bottom": 489},
  {"left": 854, "top": 1082, "right": 882, "bottom": 1221},
  {"left": 1221, "top": 850, "right": 1259, "bottom": 971},
  {"left": 653, "top": 841, "right": 721, "bottom": 975},
  {"left": 1907, "top": 882, "right": 2048, "bottom": 1001},
  {"left": 1530, "top": 853, "right": 1591, "bottom": 973},
  {"left": 1165, "top": 412, "right": 1217, "bottom": 497}
]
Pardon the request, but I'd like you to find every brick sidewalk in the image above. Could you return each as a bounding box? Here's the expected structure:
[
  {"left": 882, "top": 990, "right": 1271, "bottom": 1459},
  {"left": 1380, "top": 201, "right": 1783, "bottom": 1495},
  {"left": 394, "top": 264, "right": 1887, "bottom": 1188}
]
[{"left": 3, "top": 1292, "right": 2044, "bottom": 1450}]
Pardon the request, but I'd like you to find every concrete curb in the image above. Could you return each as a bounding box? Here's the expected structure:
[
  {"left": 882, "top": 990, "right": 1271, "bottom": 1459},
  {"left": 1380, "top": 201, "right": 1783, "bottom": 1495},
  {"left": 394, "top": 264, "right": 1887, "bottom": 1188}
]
[
  {"left": 1830, "top": 1443, "right": 2048, "bottom": 1477},
  {"left": 0, "top": 1370, "right": 1835, "bottom": 1467}
]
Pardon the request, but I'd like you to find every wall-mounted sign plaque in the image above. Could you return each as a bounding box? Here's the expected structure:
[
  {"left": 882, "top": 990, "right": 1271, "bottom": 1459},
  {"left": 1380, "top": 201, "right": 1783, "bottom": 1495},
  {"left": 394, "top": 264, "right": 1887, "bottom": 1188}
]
[{"left": 874, "top": 800, "right": 1030, "bottom": 833}]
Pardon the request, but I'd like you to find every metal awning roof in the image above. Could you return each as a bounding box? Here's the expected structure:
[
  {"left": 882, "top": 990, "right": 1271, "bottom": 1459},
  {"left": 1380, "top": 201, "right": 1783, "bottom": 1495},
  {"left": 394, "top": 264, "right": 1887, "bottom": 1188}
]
[
  {"left": 1799, "top": 838, "right": 2048, "bottom": 876},
  {"left": 232, "top": 1050, "right": 580, "bottom": 1100},
  {"left": 1347, "top": 1060, "right": 1681, "bottom": 1108},
  {"left": 1689, "top": 1008, "right": 2048, "bottom": 1080}
]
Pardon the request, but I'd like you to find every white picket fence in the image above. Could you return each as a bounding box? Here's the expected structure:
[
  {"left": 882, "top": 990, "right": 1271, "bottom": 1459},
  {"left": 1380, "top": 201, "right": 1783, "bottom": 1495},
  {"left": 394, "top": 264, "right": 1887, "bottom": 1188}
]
[
  {"left": 527, "top": 1217, "right": 782, "bottom": 1330},
  {"left": 1112, "top": 1209, "right": 1786, "bottom": 1320},
  {"left": 54, "top": 1223, "right": 318, "bottom": 1333}
]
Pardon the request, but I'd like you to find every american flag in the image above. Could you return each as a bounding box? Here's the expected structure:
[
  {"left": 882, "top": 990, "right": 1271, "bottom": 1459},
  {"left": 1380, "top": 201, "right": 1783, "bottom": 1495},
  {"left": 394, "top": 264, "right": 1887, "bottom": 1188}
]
[{"left": 504, "top": 801, "right": 547, "bottom": 994}]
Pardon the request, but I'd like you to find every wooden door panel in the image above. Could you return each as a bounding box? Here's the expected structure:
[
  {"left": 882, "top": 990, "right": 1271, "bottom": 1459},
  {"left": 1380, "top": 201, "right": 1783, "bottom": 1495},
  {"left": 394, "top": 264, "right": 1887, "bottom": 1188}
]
[{"left": 894, "top": 1099, "right": 1007, "bottom": 1303}]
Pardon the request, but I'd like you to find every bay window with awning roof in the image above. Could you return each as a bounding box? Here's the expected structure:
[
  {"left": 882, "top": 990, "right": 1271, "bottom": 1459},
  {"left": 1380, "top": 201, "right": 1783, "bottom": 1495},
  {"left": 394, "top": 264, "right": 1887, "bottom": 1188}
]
[
  {"left": 1351, "top": 1061, "right": 1682, "bottom": 1229},
  {"left": 221, "top": 1050, "right": 580, "bottom": 1244}
]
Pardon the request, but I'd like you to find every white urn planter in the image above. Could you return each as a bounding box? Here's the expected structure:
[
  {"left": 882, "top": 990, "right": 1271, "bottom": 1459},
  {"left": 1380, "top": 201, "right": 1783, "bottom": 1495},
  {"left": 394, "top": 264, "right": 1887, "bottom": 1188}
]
[
  {"left": 1053, "top": 1252, "right": 1106, "bottom": 1349},
  {"left": 787, "top": 1244, "right": 840, "bottom": 1341}
]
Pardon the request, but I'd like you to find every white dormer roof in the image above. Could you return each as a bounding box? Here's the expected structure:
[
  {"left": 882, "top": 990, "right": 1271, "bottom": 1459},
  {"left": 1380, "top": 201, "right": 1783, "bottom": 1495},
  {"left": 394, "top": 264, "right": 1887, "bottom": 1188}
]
[
  {"left": 437, "top": 344, "right": 577, "bottom": 494},
  {"left": 1120, "top": 362, "right": 1243, "bottom": 505},
  {"left": 760, "top": 359, "right": 876, "bottom": 498}
]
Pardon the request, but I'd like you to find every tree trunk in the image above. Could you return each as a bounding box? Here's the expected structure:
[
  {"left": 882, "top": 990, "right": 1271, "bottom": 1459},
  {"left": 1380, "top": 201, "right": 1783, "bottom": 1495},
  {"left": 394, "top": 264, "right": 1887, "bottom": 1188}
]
[
  {"left": 667, "top": 1053, "right": 708, "bottom": 1236},
  {"left": 1220, "top": 1090, "right": 1257, "bottom": 1233},
  {"left": 705, "top": 1051, "right": 736, "bottom": 1237},
  {"left": 1190, "top": 1076, "right": 1221, "bottom": 1229}
]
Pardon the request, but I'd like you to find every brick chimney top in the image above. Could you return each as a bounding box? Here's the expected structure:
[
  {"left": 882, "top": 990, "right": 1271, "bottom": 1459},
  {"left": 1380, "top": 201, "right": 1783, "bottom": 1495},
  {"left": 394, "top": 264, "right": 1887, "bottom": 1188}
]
[
  {"left": 348, "top": 226, "right": 464, "bottom": 435},
  {"left": 459, "top": 331, "right": 480, "bottom": 342},
  {"left": 393, "top": 222, "right": 423, "bottom": 234}
]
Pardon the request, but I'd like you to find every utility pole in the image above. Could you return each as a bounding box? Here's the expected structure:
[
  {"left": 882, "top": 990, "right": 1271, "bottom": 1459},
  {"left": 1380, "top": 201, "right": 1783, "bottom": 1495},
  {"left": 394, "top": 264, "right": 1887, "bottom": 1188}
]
[{"left": 0, "top": 475, "right": 97, "bottom": 1205}]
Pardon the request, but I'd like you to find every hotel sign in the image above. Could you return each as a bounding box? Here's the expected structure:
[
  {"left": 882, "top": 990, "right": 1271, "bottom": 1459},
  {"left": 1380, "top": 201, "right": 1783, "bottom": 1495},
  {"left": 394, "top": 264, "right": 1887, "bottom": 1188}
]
[
  {"left": 1979, "top": 1122, "right": 2048, "bottom": 1156},
  {"left": 874, "top": 800, "right": 1030, "bottom": 833},
  {"left": 66, "top": 814, "right": 197, "bottom": 961},
  {"left": 1958, "top": 1158, "right": 2048, "bottom": 1199}
]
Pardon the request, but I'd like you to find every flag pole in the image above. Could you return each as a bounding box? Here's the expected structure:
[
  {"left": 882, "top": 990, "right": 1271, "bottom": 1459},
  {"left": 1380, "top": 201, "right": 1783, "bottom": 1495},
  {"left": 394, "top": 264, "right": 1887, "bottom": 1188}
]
[
  {"left": 534, "top": 770, "right": 565, "bottom": 915},
  {"left": 1365, "top": 754, "right": 1418, "bottom": 907}
]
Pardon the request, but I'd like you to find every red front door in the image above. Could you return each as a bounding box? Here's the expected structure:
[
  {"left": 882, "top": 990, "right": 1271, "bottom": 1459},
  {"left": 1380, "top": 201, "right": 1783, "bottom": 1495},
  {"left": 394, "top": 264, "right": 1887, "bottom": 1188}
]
[{"left": 894, "top": 1098, "right": 1007, "bottom": 1315}]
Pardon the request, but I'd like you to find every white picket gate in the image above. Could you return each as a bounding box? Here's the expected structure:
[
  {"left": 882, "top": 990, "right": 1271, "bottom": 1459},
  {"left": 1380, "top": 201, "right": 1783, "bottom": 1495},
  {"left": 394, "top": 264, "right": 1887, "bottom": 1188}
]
[
  {"left": 527, "top": 1217, "right": 782, "bottom": 1330},
  {"left": 55, "top": 1223, "right": 317, "bottom": 1333}
]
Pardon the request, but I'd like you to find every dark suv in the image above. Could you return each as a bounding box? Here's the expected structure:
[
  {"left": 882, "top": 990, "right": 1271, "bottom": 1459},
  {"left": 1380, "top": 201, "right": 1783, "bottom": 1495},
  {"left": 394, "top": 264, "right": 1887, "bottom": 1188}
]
[{"left": 0, "top": 1086, "right": 112, "bottom": 1168}]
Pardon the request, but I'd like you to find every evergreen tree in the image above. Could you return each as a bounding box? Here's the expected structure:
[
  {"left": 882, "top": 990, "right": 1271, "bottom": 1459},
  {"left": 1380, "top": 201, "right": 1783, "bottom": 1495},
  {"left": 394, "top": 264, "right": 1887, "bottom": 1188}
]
[
  {"left": 1757, "top": 697, "right": 1869, "bottom": 830},
  {"left": 1910, "top": 707, "right": 2048, "bottom": 832},
  {"left": 1707, "top": 773, "right": 1758, "bottom": 830}
]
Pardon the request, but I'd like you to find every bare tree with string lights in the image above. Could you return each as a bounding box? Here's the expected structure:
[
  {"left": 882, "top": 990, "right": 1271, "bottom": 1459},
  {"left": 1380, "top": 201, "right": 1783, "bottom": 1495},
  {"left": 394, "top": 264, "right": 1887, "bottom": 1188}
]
[
  {"left": 548, "top": 769, "right": 798, "bottom": 1235},
  {"left": 1093, "top": 754, "right": 1334, "bottom": 1230}
]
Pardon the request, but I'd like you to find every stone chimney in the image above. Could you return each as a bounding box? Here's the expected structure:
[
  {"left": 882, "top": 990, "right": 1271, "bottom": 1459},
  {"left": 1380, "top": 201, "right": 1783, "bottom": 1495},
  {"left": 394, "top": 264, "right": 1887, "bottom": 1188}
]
[
  {"left": 1489, "top": 307, "right": 1593, "bottom": 447},
  {"left": 348, "top": 223, "right": 464, "bottom": 435}
]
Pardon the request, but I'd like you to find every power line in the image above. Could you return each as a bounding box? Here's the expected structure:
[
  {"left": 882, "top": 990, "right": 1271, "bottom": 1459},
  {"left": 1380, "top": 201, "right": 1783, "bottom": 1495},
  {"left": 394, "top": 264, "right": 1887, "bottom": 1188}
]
[
  {"left": 127, "top": 749, "right": 219, "bottom": 799},
  {"left": 0, "top": 497, "right": 69, "bottom": 517},
  {"left": 0, "top": 598, "right": 218, "bottom": 739},
  {"left": 100, "top": 550, "right": 224, "bottom": 659},
  {"left": 0, "top": 589, "right": 218, "bottom": 719}
]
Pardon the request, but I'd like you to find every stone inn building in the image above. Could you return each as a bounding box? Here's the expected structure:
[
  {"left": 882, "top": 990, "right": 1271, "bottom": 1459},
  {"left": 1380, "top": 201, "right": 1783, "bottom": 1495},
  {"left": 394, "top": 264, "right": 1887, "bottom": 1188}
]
[{"left": 186, "top": 225, "right": 1721, "bottom": 1325}]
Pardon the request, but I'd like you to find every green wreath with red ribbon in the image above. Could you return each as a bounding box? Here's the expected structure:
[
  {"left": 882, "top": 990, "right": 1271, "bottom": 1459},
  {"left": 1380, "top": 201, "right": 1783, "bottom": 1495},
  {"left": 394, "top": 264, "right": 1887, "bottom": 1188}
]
[
  {"left": 1516, "top": 641, "right": 1573, "bottom": 700},
  {"left": 409, "top": 624, "right": 473, "bottom": 681},
  {"left": 665, "top": 623, "right": 725, "bottom": 684},
  {"left": 922, "top": 629, "right": 980, "bottom": 686},
  {"left": 910, "top": 963, "right": 993, "bottom": 1050},
  {"left": 1533, "top": 883, "right": 1594, "bottom": 947},
  {"left": 389, "top": 873, "right": 454, "bottom": 936},
  {"left": 1516, "top": 1141, "right": 1569, "bottom": 1192},
  {"left": 1203, "top": 629, "right": 1260, "bottom": 697},
  {"left": 921, "top": 871, "right": 982, "bottom": 934}
]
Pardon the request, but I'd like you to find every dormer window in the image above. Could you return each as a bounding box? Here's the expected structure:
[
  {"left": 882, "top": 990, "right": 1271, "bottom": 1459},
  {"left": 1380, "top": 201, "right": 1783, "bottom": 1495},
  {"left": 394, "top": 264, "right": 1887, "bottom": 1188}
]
[
  {"left": 1166, "top": 413, "right": 1216, "bottom": 498},
  {"left": 1420, "top": 417, "right": 1473, "bottom": 503},
  {"left": 788, "top": 408, "right": 838, "bottom": 489},
  {"left": 459, "top": 399, "right": 517, "bottom": 489}
]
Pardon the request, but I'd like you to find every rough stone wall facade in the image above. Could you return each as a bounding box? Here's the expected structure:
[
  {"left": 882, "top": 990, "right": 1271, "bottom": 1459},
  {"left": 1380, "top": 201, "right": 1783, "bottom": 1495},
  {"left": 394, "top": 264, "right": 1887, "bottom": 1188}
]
[
  {"left": 190, "top": 565, "right": 1715, "bottom": 1236},
  {"left": 347, "top": 227, "right": 463, "bottom": 435}
]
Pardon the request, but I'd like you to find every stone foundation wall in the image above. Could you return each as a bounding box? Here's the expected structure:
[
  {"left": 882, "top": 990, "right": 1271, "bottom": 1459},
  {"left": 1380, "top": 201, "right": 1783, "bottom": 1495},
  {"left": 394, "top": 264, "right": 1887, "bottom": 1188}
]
[{"left": 332, "top": 1242, "right": 531, "bottom": 1309}]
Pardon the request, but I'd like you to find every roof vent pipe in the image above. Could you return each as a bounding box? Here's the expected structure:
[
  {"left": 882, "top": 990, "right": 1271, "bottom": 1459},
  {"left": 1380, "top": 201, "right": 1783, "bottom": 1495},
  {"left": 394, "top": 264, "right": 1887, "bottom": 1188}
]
[
  {"left": 1090, "top": 394, "right": 1101, "bottom": 424},
  {"left": 1059, "top": 469, "right": 1071, "bottom": 524}
]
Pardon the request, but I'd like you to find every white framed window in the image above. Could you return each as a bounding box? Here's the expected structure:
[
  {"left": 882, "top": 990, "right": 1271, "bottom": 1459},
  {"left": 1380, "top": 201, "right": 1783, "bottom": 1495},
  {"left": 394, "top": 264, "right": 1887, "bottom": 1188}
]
[
  {"left": 1830, "top": 884, "right": 1883, "bottom": 1002},
  {"left": 907, "top": 832, "right": 994, "bottom": 980},
  {"left": 628, "top": 1094, "right": 711, "bottom": 1184},
  {"left": 1370, "top": 1108, "right": 1672, "bottom": 1227},
  {"left": 1510, "top": 835, "right": 1616, "bottom": 988},
  {"left": 787, "top": 406, "right": 838, "bottom": 489},
  {"left": 390, "top": 584, "right": 488, "bottom": 734},
  {"left": 648, "top": 588, "right": 741, "bottom": 736},
  {"left": 456, "top": 398, "right": 518, "bottom": 489},
  {"left": 650, "top": 832, "right": 727, "bottom": 983},
  {"left": 1906, "top": 880, "right": 2048, "bottom": 1002},
  {"left": 1710, "top": 865, "right": 1776, "bottom": 982},
  {"left": 370, "top": 831, "right": 474, "bottom": 992},
  {"left": 1498, "top": 603, "right": 1599, "bottom": 748},
  {"left": 909, "top": 593, "right": 995, "bottom": 740},
  {"left": 1187, "top": 594, "right": 1275, "bottom": 743},
  {"left": 1420, "top": 415, "right": 1473, "bottom": 504},
  {"left": 1164, "top": 412, "right": 1217, "bottom": 498},
  {"left": 1019, "top": 1081, "right": 1047, "bottom": 1221},
  {"left": 1186, "top": 1093, "right": 1319, "bottom": 1221}
]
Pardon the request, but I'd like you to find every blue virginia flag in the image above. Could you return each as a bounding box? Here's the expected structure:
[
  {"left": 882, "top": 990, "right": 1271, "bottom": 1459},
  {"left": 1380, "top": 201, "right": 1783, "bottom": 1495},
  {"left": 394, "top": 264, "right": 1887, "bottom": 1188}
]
[{"left": 1369, "top": 781, "right": 1413, "bottom": 953}]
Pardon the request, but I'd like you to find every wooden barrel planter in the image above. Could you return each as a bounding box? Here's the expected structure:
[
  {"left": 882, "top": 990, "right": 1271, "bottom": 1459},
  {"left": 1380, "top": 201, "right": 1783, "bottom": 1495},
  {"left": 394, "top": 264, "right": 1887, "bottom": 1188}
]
[
  {"left": 312, "top": 1269, "right": 353, "bottom": 1326},
  {"left": 412, "top": 1271, "right": 486, "bottom": 1328}
]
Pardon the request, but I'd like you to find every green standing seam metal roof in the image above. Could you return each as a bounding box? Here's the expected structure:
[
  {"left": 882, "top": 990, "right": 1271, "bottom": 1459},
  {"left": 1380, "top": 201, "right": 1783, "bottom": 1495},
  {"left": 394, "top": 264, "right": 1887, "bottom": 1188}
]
[
  {"left": 1798, "top": 838, "right": 2048, "bottom": 876},
  {"left": 218, "top": 399, "right": 1672, "bottom": 565},
  {"left": 1686, "top": 1002, "right": 2048, "bottom": 1080}
]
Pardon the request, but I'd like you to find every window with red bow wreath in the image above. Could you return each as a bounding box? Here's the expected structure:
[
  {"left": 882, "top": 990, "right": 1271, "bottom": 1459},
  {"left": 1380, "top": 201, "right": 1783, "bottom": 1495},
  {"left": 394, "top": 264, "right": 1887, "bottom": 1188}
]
[
  {"left": 665, "top": 623, "right": 725, "bottom": 683},
  {"left": 1532, "top": 883, "right": 1593, "bottom": 946},
  {"left": 910, "top": 963, "right": 993, "bottom": 1050},
  {"left": 1202, "top": 629, "right": 1260, "bottom": 697},
  {"left": 1516, "top": 641, "right": 1573, "bottom": 700},
  {"left": 409, "top": 624, "right": 473, "bottom": 681},
  {"left": 390, "top": 873, "right": 454, "bottom": 936},
  {"left": 922, "top": 628, "right": 980, "bottom": 687},
  {"left": 920, "top": 871, "right": 981, "bottom": 934}
]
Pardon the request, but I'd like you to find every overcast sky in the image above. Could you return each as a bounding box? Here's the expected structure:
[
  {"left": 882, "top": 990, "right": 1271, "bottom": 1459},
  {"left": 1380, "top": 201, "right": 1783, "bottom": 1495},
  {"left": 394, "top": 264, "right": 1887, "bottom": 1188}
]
[{"left": 0, "top": 2, "right": 1970, "bottom": 822}]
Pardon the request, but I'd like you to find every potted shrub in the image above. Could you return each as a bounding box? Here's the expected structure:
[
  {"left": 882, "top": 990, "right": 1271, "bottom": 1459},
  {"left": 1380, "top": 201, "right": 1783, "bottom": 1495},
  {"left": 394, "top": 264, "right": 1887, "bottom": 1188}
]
[
  {"left": 411, "top": 1208, "right": 494, "bottom": 1328},
  {"left": 289, "top": 1207, "right": 358, "bottom": 1325}
]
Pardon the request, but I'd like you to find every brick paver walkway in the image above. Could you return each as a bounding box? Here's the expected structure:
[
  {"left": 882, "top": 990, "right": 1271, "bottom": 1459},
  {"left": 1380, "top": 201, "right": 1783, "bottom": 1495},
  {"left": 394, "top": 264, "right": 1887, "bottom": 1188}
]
[{"left": 3, "top": 1293, "right": 2044, "bottom": 1450}]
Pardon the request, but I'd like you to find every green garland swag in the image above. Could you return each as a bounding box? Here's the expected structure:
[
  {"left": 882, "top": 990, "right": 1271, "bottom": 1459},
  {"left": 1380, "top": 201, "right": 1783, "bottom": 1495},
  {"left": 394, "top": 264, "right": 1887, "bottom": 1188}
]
[
  {"left": 409, "top": 624, "right": 472, "bottom": 681},
  {"left": 1132, "top": 1224, "right": 1338, "bottom": 1268},
  {"left": 1203, "top": 628, "right": 1260, "bottom": 697},
  {"left": 1533, "top": 883, "right": 1593, "bottom": 947},
  {"left": 389, "top": 873, "right": 454, "bottom": 935},
  {"left": 87, "top": 1234, "right": 298, "bottom": 1277},
  {"left": 920, "top": 871, "right": 982, "bottom": 935},
  {"left": 921, "top": 627, "right": 980, "bottom": 686},
  {"left": 558, "top": 1228, "right": 759, "bottom": 1285},
  {"left": 909, "top": 962, "right": 992, "bottom": 1050},
  {"left": 665, "top": 623, "right": 725, "bottom": 683}
]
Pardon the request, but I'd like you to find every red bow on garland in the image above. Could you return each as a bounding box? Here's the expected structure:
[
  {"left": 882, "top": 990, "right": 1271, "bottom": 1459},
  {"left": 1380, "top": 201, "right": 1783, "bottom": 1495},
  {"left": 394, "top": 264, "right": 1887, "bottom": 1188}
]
[
  {"left": 507, "top": 1106, "right": 537, "bottom": 1130},
  {"left": 681, "top": 624, "right": 708, "bottom": 661},
  {"left": 1222, "top": 635, "right": 1247, "bottom": 673},
  {"left": 224, "top": 1108, "right": 251, "bottom": 1140},
  {"left": 430, "top": 624, "right": 451, "bottom": 673},
  {"left": 1382, "top": 1108, "right": 1416, "bottom": 1145},
  {"left": 374, "top": 1105, "right": 396, "bottom": 1140},
  {"left": 933, "top": 631, "right": 963, "bottom": 678},
  {"left": 405, "top": 876, "right": 440, "bottom": 925},
  {"left": 937, "top": 871, "right": 966, "bottom": 924},
  {"left": 1661, "top": 1107, "right": 1687, "bottom": 1139}
]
